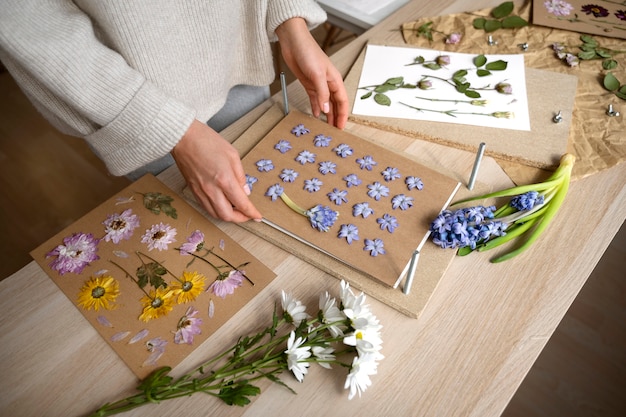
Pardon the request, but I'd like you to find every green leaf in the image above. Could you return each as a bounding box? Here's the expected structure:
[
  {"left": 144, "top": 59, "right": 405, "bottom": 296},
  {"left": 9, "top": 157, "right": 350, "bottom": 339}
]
[
  {"left": 413, "top": 56, "right": 425, "bottom": 64},
  {"left": 476, "top": 69, "right": 491, "bottom": 77},
  {"left": 596, "top": 49, "right": 612, "bottom": 58},
  {"left": 474, "top": 54, "right": 487, "bottom": 67},
  {"left": 491, "top": 1, "right": 514, "bottom": 19},
  {"left": 374, "top": 84, "right": 396, "bottom": 93},
  {"left": 501, "top": 15, "right": 528, "bottom": 28},
  {"left": 465, "top": 90, "right": 481, "bottom": 99},
  {"left": 485, "top": 60, "right": 508, "bottom": 70},
  {"left": 400, "top": 83, "right": 417, "bottom": 89},
  {"left": 384, "top": 76, "right": 404, "bottom": 85},
  {"left": 374, "top": 93, "right": 391, "bottom": 106},
  {"left": 452, "top": 69, "right": 468, "bottom": 80},
  {"left": 603, "top": 73, "right": 620, "bottom": 91},
  {"left": 218, "top": 381, "right": 261, "bottom": 406},
  {"left": 423, "top": 63, "right": 442, "bottom": 70},
  {"left": 455, "top": 82, "right": 470, "bottom": 93},
  {"left": 360, "top": 91, "right": 372, "bottom": 100},
  {"left": 484, "top": 19, "right": 502, "bottom": 32},
  {"left": 143, "top": 192, "right": 177, "bottom": 219},
  {"left": 619, "top": 85, "right": 626, "bottom": 94},
  {"left": 473, "top": 17, "right": 486, "bottom": 29},
  {"left": 616, "top": 91, "right": 626, "bottom": 100},
  {"left": 580, "top": 34, "right": 597, "bottom": 46},
  {"left": 578, "top": 44, "right": 596, "bottom": 52},
  {"left": 602, "top": 59, "right": 618, "bottom": 70},
  {"left": 578, "top": 50, "right": 597, "bottom": 60},
  {"left": 136, "top": 262, "right": 167, "bottom": 289}
]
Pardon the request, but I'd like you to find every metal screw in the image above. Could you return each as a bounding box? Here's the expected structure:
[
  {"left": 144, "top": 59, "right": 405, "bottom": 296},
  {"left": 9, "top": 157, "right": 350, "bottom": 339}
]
[
  {"left": 487, "top": 35, "right": 498, "bottom": 46},
  {"left": 606, "top": 104, "right": 620, "bottom": 117},
  {"left": 518, "top": 42, "right": 529, "bottom": 51},
  {"left": 553, "top": 110, "right": 563, "bottom": 123}
]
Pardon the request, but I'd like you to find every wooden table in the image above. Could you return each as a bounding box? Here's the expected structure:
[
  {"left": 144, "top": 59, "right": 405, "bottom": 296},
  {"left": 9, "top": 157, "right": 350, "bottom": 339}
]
[{"left": 1, "top": 1, "right": 624, "bottom": 416}]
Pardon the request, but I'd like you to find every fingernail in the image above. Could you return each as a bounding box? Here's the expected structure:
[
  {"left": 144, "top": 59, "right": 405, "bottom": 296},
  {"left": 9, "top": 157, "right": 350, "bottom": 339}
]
[
  {"left": 243, "top": 183, "right": 251, "bottom": 195},
  {"left": 322, "top": 102, "right": 330, "bottom": 114}
]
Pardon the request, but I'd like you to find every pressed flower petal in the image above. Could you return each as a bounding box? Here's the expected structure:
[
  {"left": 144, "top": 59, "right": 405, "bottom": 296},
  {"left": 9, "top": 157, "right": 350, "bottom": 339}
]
[
  {"left": 111, "top": 331, "right": 131, "bottom": 342},
  {"left": 129, "top": 329, "right": 149, "bottom": 344}
]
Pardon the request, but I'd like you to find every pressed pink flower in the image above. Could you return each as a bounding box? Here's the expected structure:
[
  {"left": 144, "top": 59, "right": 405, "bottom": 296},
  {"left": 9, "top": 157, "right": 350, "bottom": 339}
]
[
  {"left": 179, "top": 230, "right": 205, "bottom": 255},
  {"left": 141, "top": 223, "right": 177, "bottom": 251},
  {"left": 143, "top": 337, "right": 167, "bottom": 367},
  {"left": 46, "top": 232, "right": 100, "bottom": 275},
  {"left": 207, "top": 270, "right": 244, "bottom": 298},
  {"left": 103, "top": 209, "right": 140, "bottom": 244},
  {"left": 445, "top": 32, "right": 462, "bottom": 44},
  {"left": 174, "top": 306, "right": 203, "bottom": 345}
]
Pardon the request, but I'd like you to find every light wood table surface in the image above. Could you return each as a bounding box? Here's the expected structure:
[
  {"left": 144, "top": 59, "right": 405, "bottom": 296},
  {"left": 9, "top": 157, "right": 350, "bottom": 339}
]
[{"left": 1, "top": 1, "right": 624, "bottom": 416}]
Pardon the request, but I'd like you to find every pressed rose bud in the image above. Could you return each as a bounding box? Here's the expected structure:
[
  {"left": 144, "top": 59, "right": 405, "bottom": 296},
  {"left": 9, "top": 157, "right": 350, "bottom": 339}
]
[
  {"left": 435, "top": 55, "right": 450, "bottom": 66},
  {"left": 495, "top": 82, "right": 513, "bottom": 94},
  {"left": 445, "top": 32, "right": 462, "bottom": 44},
  {"left": 417, "top": 79, "right": 433, "bottom": 90}
]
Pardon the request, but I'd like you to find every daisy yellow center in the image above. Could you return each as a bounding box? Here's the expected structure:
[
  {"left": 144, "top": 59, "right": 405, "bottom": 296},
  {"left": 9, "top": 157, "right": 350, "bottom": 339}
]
[{"left": 91, "top": 286, "right": 106, "bottom": 299}]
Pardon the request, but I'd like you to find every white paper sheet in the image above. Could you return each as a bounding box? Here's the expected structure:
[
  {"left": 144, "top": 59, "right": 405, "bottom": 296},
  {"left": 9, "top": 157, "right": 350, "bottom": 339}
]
[{"left": 352, "top": 45, "right": 531, "bottom": 131}]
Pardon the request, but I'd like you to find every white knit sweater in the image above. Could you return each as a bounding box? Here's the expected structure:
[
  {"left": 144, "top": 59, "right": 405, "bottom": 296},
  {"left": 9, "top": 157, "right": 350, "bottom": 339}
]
[{"left": 0, "top": 0, "right": 326, "bottom": 175}]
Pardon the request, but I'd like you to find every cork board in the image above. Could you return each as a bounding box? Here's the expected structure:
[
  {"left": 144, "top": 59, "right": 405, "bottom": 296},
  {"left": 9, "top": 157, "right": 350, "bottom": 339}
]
[
  {"left": 31, "top": 174, "right": 276, "bottom": 379},
  {"left": 344, "top": 43, "right": 578, "bottom": 170}
]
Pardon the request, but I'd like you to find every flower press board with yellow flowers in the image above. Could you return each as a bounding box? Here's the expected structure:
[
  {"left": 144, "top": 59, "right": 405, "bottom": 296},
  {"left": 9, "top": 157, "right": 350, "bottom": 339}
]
[
  {"left": 30, "top": 174, "right": 276, "bottom": 379},
  {"left": 240, "top": 109, "right": 461, "bottom": 289}
]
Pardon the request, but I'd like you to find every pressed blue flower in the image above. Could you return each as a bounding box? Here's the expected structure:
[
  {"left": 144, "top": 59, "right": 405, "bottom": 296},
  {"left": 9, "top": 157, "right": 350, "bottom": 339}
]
[
  {"left": 265, "top": 184, "right": 284, "bottom": 201},
  {"left": 343, "top": 174, "right": 362, "bottom": 188},
  {"left": 274, "top": 139, "right": 292, "bottom": 153},
  {"left": 367, "top": 182, "right": 390, "bottom": 201},
  {"left": 256, "top": 159, "right": 274, "bottom": 172},
  {"left": 405, "top": 176, "right": 424, "bottom": 190},
  {"left": 333, "top": 143, "right": 353, "bottom": 158},
  {"left": 319, "top": 161, "right": 337, "bottom": 175},
  {"left": 291, "top": 124, "right": 310, "bottom": 137},
  {"left": 327, "top": 188, "right": 348, "bottom": 205},
  {"left": 280, "top": 168, "right": 299, "bottom": 183},
  {"left": 391, "top": 194, "right": 414, "bottom": 210},
  {"left": 296, "top": 150, "right": 316, "bottom": 165},
  {"left": 510, "top": 191, "right": 544, "bottom": 211},
  {"left": 356, "top": 155, "right": 377, "bottom": 171},
  {"left": 377, "top": 214, "right": 398, "bottom": 233},
  {"left": 313, "top": 134, "right": 332, "bottom": 147},
  {"left": 352, "top": 202, "right": 374, "bottom": 218},
  {"left": 245, "top": 174, "right": 258, "bottom": 191},
  {"left": 364, "top": 238, "right": 385, "bottom": 256},
  {"left": 303, "top": 178, "right": 323, "bottom": 193},
  {"left": 338, "top": 224, "right": 359, "bottom": 244},
  {"left": 306, "top": 205, "right": 339, "bottom": 232},
  {"left": 429, "top": 206, "right": 505, "bottom": 250},
  {"left": 381, "top": 167, "right": 401, "bottom": 182}
]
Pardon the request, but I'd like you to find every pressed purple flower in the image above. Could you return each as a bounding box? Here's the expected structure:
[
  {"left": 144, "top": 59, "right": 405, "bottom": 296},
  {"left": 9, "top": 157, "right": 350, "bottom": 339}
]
[
  {"left": 352, "top": 202, "right": 374, "bottom": 218},
  {"left": 208, "top": 269, "right": 245, "bottom": 298},
  {"left": 141, "top": 223, "right": 177, "bottom": 251},
  {"left": 367, "top": 182, "right": 390, "bottom": 201},
  {"left": 256, "top": 159, "right": 274, "bottom": 172},
  {"left": 143, "top": 337, "right": 167, "bottom": 367},
  {"left": 543, "top": 0, "right": 574, "bottom": 16},
  {"left": 565, "top": 53, "right": 579, "bottom": 67},
  {"left": 47, "top": 232, "right": 100, "bottom": 275},
  {"left": 296, "top": 150, "right": 316, "bottom": 165},
  {"left": 510, "top": 191, "right": 545, "bottom": 211},
  {"left": 377, "top": 213, "right": 399, "bottom": 233},
  {"left": 305, "top": 205, "right": 339, "bottom": 232},
  {"left": 265, "top": 183, "right": 284, "bottom": 201},
  {"left": 274, "top": 139, "right": 292, "bottom": 153},
  {"left": 495, "top": 82, "right": 512, "bottom": 95},
  {"left": 405, "top": 176, "right": 424, "bottom": 190},
  {"left": 381, "top": 166, "right": 401, "bottom": 182},
  {"left": 445, "top": 32, "right": 462, "bottom": 44},
  {"left": 291, "top": 124, "right": 310, "bottom": 137},
  {"left": 174, "top": 306, "right": 203, "bottom": 345},
  {"left": 333, "top": 143, "right": 353, "bottom": 158},
  {"left": 102, "top": 209, "right": 139, "bottom": 244},
  {"left": 319, "top": 161, "right": 337, "bottom": 175},
  {"left": 364, "top": 238, "right": 385, "bottom": 256},
  {"left": 343, "top": 173, "right": 362, "bottom": 188},
  {"left": 356, "top": 155, "right": 377, "bottom": 170},
  {"left": 313, "top": 134, "right": 332, "bottom": 147},
  {"left": 179, "top": 230, "right": 205, "bottom": 255},
  {"left": 616, "top": 10, "right": 626, "bottom": 21},
  {"left": 338, "top": 224, "right": 359, "bottom": 244},
  {"left": 436, "top": 55, "right": 451, "bottom": 66},
  {"left": 303, "top": 178, "right": 323, "bottom": 193},
  {"left": 280, "top": 168, "right": 299, "bottom": 183},
  {"left": 391, "top": 194, "right": 414, "bottom": 210},
  {"left": 245, "top": 174, "right": 258, "bottom": 191},
  {"left": 581, "top": 4, "right": 609, "bottom": 17},
  {"left": 417, "top": 79, "right": 433, "bottom": 90},
  {"left": 327, "top": 188, "right": 348, "bottom": 205}
]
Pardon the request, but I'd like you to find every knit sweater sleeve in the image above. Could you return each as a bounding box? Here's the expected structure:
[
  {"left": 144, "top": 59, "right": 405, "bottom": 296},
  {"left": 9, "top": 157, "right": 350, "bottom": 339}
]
[
  {"left": 0, "top": 0, "right": 196, "bottom": 176},
  {"left": 265, "top": 0, "right": 328, "bottom": 41}
]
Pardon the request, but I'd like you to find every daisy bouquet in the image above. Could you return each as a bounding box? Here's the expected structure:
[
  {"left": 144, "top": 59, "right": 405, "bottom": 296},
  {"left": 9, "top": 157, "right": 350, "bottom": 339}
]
[{"left": 90, "top": 280, "right": 383, "bottom": 416}]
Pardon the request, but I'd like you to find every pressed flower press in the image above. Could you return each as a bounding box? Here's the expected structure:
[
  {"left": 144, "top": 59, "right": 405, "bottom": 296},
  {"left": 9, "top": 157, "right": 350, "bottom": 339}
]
[{"left": 31, "top": 175, "right": 276, "bottom": 379}]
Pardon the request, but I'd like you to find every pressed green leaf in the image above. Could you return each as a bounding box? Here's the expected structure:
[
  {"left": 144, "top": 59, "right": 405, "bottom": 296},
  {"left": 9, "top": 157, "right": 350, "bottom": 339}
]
[
  {"left": 484, "top": 19, "right": 502, "bottom": 32},
  {"left": 603, "top": 73, "right": 620, "bottom": 91},
  {"left": 619, "top": 85, "right": 626, "bottom": 94},
  {"left": 602, "top": 59, "right": 618, "bottom": 70},
  {"left": 374, "top": 93, "right": 391, "bottom": 106},
  {"left": 473, "top": 17, "right": 486, "bottom": 29},
  {"left": 501, "top": 15, "right": 528, "bottom": 28},
  {"left": 374, "top": 84, "right": 396, "bottom": 93},
  {"left": 455, "top": 82, "right": 470, "bottom": 93},
  {"left": 360, "top": 91, "right": 372, "bottom": 100},
  {"left": 580, "top": 34, "right": 597, "bottom": 46},
  {"left": 453, "top": 69, "right": 468, "bottom": 80},
  {"left": 616, "top": 91, "right": 626, "bottom": 100},
  {"left": 578, "top": 50, "right": 597, "bottom": 60},
  {"left": 465, "top": 90, "right": 481, "bottom": 98},
  {"left": 413, "top": 56, "right": 425, "bottom": 64},
  {"left": 596, "top": 49, "right": 612, "bottom": 58},
  {"left": 485, "top": 60, "right": 508, "bottom": 70},
  {"left": 476, "top": 69, "right": 492, "bottom": 77},
  {"left": 474, "top": 54, "right": 487, "bottom": 67},
  {"left": 384, "top": 76, "right": 404, "bottom": 85},
  {"left": 491, "top": 1, "right": 514, "bottom": 19},
  {"left": 423, "top": 63, "right": 442, "bottom": 70},
  {"left": 400, "top": 83, "right": 417, "bottom": 89},
  {"left": 578, "top": 44, "right": 596, "bottom": 52}
]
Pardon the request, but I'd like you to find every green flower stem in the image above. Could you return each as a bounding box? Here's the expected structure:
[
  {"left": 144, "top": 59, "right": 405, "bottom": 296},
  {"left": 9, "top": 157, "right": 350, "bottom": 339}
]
[
  {"left": 399, "top": 102, "right": 511, "bottom": 118},
  {"left": 414, "top": 95, "right": 489, "bottom": 106},
  {"left": 207, "top": 249, "right": 254, "bottom": 286},
  {"left": 136, "top": 251, "right": 182, "bottom": 283},
  {"left": 279, "top": 193, "right": 307, "bottom": 216},
  {"left": 109, "top": 260, "right": 152, "bottom": 299}
]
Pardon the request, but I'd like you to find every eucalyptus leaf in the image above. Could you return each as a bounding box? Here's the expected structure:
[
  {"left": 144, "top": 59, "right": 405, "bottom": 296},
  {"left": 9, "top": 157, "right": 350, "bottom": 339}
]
[
  {"left": 474, "top": 54, "right": 487, "bottom": 67},
  {"left": 491, "top": 1, "right": 514, "bottom": 19},
  {"left": 473, "top": 17, "right": 486, "bottom": 29},
  {"left": 374, "top": 93, "right": 391, "bottom": 106},
  {"left": 484, "top": 19, "right": 502, "bottom": 32},
  {"left": 603, "top": 73, "right": 620, "bottom": 91},
  {"left": 485, "top": 60, "right": 508, "bottom": 70},
  {"left": 602, "top": 59, "right": 618, "bottom": 70},
  {"left": 476, "top": 69, "right": 492, "bottom": 77},
  {"left": 501, "top": 15, "right": 528, "bottom": 28}
]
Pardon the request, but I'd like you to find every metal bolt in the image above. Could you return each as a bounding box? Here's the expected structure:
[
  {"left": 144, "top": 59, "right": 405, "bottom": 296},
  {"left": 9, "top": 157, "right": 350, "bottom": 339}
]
[
  {"left": 518, "top": 42, "right": 529, "bottom": 51},
  {"left": 487, "top": 35, "right": 498, "bottom": 46},
  {"left": 606, "top": 104, "right": 620, "bottom": 117},
  {"left": 552, "top": 110, "right": 563, "bottom": 123}
]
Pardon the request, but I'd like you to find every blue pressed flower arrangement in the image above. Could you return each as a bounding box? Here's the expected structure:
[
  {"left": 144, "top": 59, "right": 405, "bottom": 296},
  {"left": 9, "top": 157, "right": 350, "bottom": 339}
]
[{"left": 430, "top": 153, "right": 575, "bottom": 263}]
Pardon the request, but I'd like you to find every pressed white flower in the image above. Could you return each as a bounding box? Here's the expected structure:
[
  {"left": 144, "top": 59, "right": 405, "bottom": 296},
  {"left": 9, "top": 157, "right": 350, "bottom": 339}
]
[
  {"left": 319, "top": 291, "right": 346, "bottom": 337},
  {"left": 281, "top": 291, "right": 310, "bottom": 324},
  {"left": 344, "top": 353, "right": 379, "bottom": 400},
  {"left": 285, "top": 331, "right": 311, "bottom": 382},
  {"left": 311, "top": 345, "right": 335, "bottom": 369}
]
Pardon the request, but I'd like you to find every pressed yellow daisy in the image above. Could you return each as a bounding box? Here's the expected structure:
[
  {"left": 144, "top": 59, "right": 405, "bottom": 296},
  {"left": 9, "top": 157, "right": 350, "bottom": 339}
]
[
  {"left": 138, "top": 287, "right": 174, "bottom": 322},
  {"left": 77, "top": 275, "right": 120, "bottom": 311},
  {"left": 170, "top": 271, "right": 206, "bottom": 304}
]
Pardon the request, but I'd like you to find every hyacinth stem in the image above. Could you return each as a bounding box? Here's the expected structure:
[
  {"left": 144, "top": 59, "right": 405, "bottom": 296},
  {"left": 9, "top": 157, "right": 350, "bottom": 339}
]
[{"left": 279, "top": 193, "right": 307, "bottom": 216}]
